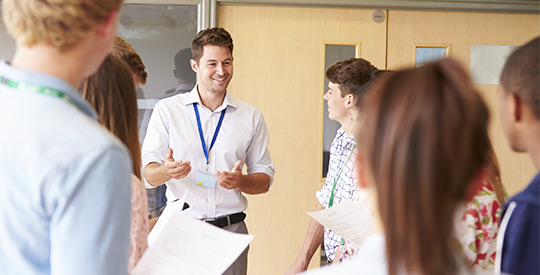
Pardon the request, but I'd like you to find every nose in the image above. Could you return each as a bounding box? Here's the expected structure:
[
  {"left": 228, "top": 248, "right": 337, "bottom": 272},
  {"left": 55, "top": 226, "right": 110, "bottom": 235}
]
[
  {"left": 323, "top": 91, "right": 329, "bottom": 100},
  {"left": 216, "top": 63, "right": 224, "bottom": 75}
]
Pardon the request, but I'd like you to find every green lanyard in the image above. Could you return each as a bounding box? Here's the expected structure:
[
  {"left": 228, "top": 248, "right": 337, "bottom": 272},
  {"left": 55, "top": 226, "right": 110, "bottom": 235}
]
[
  {"left": 0, "top": 76, "right": 77, "bottom": 108},
  {"left": 328, "top": 144, "right": 356, "bottom": 248},
  {"left": 328, "top": 144, "right": 357, "bottom": 208}
]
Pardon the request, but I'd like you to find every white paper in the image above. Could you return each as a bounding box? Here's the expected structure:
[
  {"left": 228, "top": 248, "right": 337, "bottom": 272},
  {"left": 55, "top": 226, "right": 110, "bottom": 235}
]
[
  {"left": 307, "top": 200, "right": 373, "bottom": 246},
  {"left": 133, "top": 211, "right": 253, "bottom": 275},
  {"left": 147, "top": 193, "right": 188, "bottom": 247}
]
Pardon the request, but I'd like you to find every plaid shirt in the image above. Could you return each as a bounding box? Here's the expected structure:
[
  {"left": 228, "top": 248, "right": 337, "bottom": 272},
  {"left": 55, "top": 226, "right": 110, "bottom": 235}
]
[{"left": 316, "top": 128, "right": 357, "bottom": 262}]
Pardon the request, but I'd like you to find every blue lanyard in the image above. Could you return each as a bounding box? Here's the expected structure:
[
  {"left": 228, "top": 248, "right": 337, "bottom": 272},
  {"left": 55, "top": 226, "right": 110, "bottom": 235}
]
[{"left": 193, "top": 103, "right": 226, "bottom": 165}]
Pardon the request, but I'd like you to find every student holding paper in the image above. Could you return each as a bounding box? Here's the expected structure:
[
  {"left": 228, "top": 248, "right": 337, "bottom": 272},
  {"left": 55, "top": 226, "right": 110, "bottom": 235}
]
[
  {"left": 141, "top": 27, "right": 274, "bottom": 275},
  {"left": 306, "top": 58, "right": 489, "bottom": 274},
  {"left": 285, "top": 58, "right": 379, "bottom": 274}
]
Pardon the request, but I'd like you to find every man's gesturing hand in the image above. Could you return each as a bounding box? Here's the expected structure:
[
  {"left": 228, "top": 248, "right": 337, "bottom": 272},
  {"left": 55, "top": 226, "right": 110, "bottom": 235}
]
[
  {"left": 216, "top": 160, "right": 245, "bottom": 190},
  {"left": 164, "top": 148, "right": 191, "bottom": 179}
]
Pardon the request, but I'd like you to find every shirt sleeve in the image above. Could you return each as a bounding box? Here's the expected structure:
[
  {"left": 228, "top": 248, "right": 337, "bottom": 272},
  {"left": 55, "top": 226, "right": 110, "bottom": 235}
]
[
  {"left": 48, "top": 145, "right": 132, "bottom": 275},
  {"left": 501, "top": 201, "right": 540, "bottom": 275},
  {"left": 245, "top": 110, "right": 275, "bottom": 185},
  {"left": 141, "top": 101, "right": 171, "bottom": 188}
]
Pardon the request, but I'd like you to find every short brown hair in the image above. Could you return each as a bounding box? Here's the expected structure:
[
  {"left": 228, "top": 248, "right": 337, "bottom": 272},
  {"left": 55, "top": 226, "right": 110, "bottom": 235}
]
[
  {"left": 2, "top": 0, "right": 123, "bottom": 50},
  {"left": 500, "top": 37, "right": 540, "bottom": 119},
  {"left": 111, "top": 36, "right": 148, "bottom": 85},
  {"left": 191, "top": 27, "right": 233, "bottom": 63},
  {"left": 325, "top": 58, "right": 378, "bottom": 109},
  {"left": 358, "top": 58, "right": 490, "bottom": 275},
  {"left": 80, "top": 55, "right": 141, "bottom": 179}
]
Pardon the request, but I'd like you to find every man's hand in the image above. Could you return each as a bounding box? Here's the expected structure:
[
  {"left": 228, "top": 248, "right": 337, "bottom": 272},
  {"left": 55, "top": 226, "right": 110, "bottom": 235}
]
[
  {"left": 216, "top": 160, "right": 244, "bottom": 190},
  {"left": 164, "top": 148, "right": 191, "bottom": 179}
]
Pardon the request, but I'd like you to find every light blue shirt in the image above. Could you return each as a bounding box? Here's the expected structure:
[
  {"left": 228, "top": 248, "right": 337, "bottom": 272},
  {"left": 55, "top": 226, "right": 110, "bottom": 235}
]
[{"left": 0, "top": 61, "right": 132, "bottom": 275}]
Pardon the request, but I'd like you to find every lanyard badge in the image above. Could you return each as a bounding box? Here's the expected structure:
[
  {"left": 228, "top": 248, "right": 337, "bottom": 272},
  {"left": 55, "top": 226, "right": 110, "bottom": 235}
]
[{"left": 193, "top": 103, "right": 226, "bottom": 189}]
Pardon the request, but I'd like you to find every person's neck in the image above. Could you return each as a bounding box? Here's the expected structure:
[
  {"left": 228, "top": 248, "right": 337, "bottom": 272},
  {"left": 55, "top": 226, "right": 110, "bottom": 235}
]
[
  {"left": 11, "top": 44, "right": 86, "bottom": 88},
  {"left": 197, "top": 85, "right": 225, "bottom": 112},
  {"left": 525, "top": 120, "right": 540, "bottom": 171},
  {"left": 339, "top": 110, "right": 359, "bottom": 135}
]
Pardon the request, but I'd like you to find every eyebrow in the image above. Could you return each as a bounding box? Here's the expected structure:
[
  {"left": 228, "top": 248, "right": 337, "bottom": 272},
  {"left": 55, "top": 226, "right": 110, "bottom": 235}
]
[{"left": 206, "top": 58, "right": 232, "bottom": 63}]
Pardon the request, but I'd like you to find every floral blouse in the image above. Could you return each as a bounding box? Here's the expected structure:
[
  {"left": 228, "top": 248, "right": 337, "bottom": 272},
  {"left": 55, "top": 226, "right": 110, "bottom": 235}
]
[
  {"left": 128, "top": 175, "right": 149, "bottom": 273},
  {"left": 454, "top": 179, "right": 503, "bottom": 272}
]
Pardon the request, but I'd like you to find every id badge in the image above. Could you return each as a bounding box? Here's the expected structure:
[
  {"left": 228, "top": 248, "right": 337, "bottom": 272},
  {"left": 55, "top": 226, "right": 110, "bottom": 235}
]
[{"left": 195, "top": 165, "right": 217, "bottom": 189}]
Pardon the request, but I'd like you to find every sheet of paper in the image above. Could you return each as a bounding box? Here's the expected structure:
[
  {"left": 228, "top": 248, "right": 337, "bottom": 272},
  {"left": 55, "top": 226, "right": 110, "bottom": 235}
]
[
  {"left": 307, "top": 200, "right": 373, "bottom": 246},
  {"left": 147, "top": 193, "right": 188, "bottom": 247},
  {"left": 133, "top": 211, "right": 254, "bottom": 275}
]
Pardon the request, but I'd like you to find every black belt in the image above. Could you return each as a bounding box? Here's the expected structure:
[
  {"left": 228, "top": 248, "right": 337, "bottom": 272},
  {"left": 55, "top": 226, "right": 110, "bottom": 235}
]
[{"left": 203, "top": 212, "right": 246, "bottom": 228}]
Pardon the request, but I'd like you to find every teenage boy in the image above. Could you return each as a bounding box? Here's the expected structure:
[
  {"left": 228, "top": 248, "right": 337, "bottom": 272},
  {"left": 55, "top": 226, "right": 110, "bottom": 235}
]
[
  {"left": 496, "top": 37, "right": 540, "bottom": 275},
  {"left": 285, "top": 58, "right": 378, "bottom": 274},
  {"left": 0, "top": 0, "right": 132, "bottom": 274}
]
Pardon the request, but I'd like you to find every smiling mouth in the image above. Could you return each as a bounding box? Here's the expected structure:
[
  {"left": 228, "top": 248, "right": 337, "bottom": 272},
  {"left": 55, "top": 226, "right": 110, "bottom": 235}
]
[{"left": 213, "top": 77, "right": 228, "bottom": 83}]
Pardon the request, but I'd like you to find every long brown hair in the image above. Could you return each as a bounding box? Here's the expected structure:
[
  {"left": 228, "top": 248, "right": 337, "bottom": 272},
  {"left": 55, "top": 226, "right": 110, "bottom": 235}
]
[
  {"left": 358, "top": 58, "right": 490, "bottom": 275},
  {"left": 80, "top": 55, "right": 141, "bottom": 179},
  {"left": 486, "top": 141, "right": 506, "bottom": 203}
]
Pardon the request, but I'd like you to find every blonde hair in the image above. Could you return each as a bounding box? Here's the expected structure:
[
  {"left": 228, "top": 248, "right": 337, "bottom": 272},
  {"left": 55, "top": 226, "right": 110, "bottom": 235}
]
[
  {"left": 111, "top": 36, "right": 148, "bottom": 85},
  {"left": 2, "top": 0, "right": 123, "bottom": 50}
]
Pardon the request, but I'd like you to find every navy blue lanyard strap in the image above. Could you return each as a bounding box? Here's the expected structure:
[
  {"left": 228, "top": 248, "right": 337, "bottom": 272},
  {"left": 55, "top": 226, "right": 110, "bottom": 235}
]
[{"left": 193, "top": 103, "right": 227, "bottom": 165}]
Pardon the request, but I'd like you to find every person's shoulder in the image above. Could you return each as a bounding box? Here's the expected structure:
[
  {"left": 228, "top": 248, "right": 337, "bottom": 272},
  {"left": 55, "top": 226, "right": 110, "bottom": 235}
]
[
  {"left": 31, "top": 102, "right": 128, "bottom": 161},
  {"left": 152, "top": 94, "right": 189, "bottom": 115},
  {"left": 227, "top": 95, "right": 263, "bottom": 117},
  {"left": 226, "top": 94, "right": 253, "bottom": 108},
  {"left": 508, "top": 173, "right": 540, "bottom": 207}
]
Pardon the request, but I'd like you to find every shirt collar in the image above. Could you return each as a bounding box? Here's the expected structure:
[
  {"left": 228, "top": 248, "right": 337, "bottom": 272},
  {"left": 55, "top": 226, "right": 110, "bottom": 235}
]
[
  {"left": 184, "top": 84, "right": 238, "bottom": 112},
  {"left": 0, "top": 60, "right": 98, "bottom": 119},
  {"left": 336, "top": 127, "right": 355, "bottom": 142}
]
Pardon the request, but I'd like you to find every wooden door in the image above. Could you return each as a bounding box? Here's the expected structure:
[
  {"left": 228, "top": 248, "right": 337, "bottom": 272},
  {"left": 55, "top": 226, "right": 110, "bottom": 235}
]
[
  {"left": 218, "top": 5, "right": 386, "bottom": 274},
  {"left": 387, "top": 10, "right": 540, "bottom": 196}
]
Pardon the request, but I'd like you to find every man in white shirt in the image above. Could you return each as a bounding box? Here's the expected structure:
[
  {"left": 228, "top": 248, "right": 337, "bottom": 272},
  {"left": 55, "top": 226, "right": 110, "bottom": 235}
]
[{"left": 141, "top": 27, "right": 274, "bottom": 275}]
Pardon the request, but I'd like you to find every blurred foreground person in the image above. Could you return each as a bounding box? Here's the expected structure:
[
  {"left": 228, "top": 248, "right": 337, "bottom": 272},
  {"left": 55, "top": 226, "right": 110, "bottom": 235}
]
[
  {"left": 80, "top": 55, "right": 148, "bottom": 274},
  {"left": 0, "top": 0, "right": 131, "bottom": 274}
]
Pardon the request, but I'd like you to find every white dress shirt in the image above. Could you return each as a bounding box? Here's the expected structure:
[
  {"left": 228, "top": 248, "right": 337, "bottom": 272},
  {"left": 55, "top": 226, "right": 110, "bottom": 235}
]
[{"left": 142, "top": 86, "right": 274, "bottom": 218}]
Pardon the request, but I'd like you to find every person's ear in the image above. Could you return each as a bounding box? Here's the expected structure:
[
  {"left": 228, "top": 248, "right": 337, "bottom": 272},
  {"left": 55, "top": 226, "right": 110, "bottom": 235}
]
[
  {"left": 346, "top": 94, "right": 354, "bottom": 109},
  {"left": 511, "top": 93, "right": 523, "bottom": 122},
  {"left": 190, "top": 59, "right": 199, "bottom": 73},
  {"left": 96, "top": 10, "right": 118, "bottom": 39}
]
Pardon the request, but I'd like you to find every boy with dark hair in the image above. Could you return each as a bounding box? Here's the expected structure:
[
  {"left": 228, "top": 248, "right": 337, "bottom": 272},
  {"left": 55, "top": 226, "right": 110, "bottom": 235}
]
[
  {"left": 285, "top": 58, "right": 378, "bottom": 274},
  {"left": 496, "top": 36, "right": 540, "bottom": 275}
]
